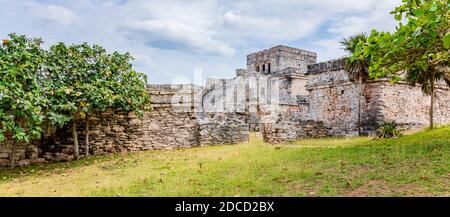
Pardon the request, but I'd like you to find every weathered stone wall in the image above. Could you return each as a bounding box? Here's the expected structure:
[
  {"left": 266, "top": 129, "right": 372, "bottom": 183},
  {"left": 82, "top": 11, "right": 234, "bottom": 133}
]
[
  {"left": 307, "top": 82, "right": 361, "bottom": 136},
  {"left": 39, "top": 108, "right": 201, "bottom": 162},
  {"left": 0, "top": 84, "right": 249, "bottom": 167},
  {"left": 306, "top": 59, "right": 361, "bottom": 136},
  {"left": 198, "top": 112, "right": 249, "bottom": 145},
  {"left": 306, "top": 58, "right": 450, "bottom": 135},
  {"left": 373, "top": 81, "right": 450, "bottom": 129},
  {"left": 262, "top": 114, "right": 330, "bottom": 144},
  {"left": 264, "top": 57, "right": 449, "bottom": 143},
  {"left": 202, "top": 71, "right": 278, "bottom": 132},
  {"left": 0, "top": 139, "right": 42, "bottom": 167}
]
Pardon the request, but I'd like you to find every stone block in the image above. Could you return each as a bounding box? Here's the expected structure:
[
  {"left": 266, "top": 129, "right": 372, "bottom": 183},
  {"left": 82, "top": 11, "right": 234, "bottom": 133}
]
[
  {"left": 0, "top": 159, "right": 9, "bottom": 167},
  {"left": 0, "top": 152, "right": 9, "bottom": 159}
]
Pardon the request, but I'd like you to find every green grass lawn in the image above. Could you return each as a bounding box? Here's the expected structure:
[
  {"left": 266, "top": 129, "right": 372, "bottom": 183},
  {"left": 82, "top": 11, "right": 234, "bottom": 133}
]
[{"left": 0, "top": 127, "right": 448, "bottom": 197}]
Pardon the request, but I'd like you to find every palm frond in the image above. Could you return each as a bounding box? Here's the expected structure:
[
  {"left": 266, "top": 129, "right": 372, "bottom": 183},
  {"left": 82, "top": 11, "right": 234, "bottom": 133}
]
[
  {"left": 341, "top": 33, "right": 369, "bottom": 82},
  {"left": 340, "top": 33, "right": 368, "bottom": 54}
]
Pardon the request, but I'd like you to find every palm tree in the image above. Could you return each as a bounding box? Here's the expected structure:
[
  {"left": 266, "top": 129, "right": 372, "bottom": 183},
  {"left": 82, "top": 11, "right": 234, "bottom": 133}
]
[{"left": 340, "top": 33, "right": 369, "bottom": 135}]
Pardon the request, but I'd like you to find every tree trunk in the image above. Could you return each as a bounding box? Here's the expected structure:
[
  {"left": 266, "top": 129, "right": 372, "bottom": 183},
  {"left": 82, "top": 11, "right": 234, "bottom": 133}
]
[
  {"left": 72, "top": 121, "right": 79, "bottom": 159},
  {"left": 357, "top": 76, "right": 363, "bottom": 136},
  {"left": 85, "top": 113, "right": 90, "bottom": 157},
  {"left": 430, "top": 77, "right": 435, "bottom": 129},
  {"left": 10, "top": 140, "right": 16, "bottom": 168}
]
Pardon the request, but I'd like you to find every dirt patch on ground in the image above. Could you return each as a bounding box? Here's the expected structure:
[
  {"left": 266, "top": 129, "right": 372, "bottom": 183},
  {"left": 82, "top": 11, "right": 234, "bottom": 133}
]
[{"left": 344, "top": 180, "right": 430, "bottom": 196}]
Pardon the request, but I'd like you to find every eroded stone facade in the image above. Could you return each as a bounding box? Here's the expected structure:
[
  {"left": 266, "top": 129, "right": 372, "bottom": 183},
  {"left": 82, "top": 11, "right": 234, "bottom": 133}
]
[
  {"left": 264, "top": 57, "right": 450, "bottom": 142},
  {"left": 201, "top": 46, "right": 449, "bottom": 143}
]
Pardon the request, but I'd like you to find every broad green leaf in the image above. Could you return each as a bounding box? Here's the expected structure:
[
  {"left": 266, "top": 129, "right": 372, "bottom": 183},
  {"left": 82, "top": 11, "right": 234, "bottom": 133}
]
[
  {"left": 429, "top": 4, "right": 438, "bottom": 12},
  {"left": 443, "top": 33, "right": 450, "bottom": 49},
  {"left": 413, "top": 9, "right": 424, "bottom": 16}
]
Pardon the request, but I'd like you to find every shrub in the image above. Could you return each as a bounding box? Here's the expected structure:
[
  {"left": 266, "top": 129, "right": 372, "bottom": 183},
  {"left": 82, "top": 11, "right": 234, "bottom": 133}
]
[{"left": 377, "top": 121, "right": 400, "bottom": 139}]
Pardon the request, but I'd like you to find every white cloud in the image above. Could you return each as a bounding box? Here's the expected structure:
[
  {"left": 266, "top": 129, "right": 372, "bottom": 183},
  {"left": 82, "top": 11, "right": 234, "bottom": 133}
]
[
  {"left": 312, "top": 39, "right": 348, "bottom": 62},
  {"left": 222, "top": 11, "right": 321, "bottom": 41},
  {"left": 123, "top": 19, "right": 235, "bottom": 57},
  {"left": 33, "top": 5, "right": 75, "bottom": 25},
  {"left": 133, "top": 54, "right": 155, "bottom": 71},
  {"left": 328, "top": 0, "right": 401, "bottom": 37},
  {"left": 218, "top": 0, "right": 382, "bottom": 43}
]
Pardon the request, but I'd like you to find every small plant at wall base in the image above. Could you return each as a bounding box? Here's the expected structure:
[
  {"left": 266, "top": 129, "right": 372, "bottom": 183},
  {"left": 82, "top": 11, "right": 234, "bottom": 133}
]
[
  {"left": 376, "top": 121, "right": 401, "bottom": 139},
  {"left": 350, "top": 0, "right": 450, "bottom": 129}
]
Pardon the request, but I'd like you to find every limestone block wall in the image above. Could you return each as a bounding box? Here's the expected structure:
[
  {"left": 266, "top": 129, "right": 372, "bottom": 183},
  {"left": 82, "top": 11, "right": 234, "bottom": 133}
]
[
  {"left": 360, "top": 82, "right": 385, "bottom": 133},
  {"left": 0, "top": 138, "right": 41, "bottom": 167},
  {"left": 262, "top": 115, "right": 330, "bottom": 144},
  {"left": 198, "top": 112, "right": 249, "bottom": 145},
  {"left": 306, "top": 61, "right": 361, "bottom": 136},
  {"left": 40, "top": 109, "right": 200, "bottom": 162},
  {"left": 374, "top": 81, "right": 450, "bottom": 129},
  {"left": 306, "top": 58, "right": 450, "bottom": 135},
  {"left": 202, "top": 71, "right": 283, "bottom": 132},
  {"left": 307, "top": 82, "right": 361, "bottom": 136}
]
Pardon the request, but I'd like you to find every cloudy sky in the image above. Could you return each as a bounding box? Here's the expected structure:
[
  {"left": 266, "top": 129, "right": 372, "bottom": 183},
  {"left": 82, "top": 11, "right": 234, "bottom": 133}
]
[{"left": 1, "top": 0, "right": 402, "bottom": 84}]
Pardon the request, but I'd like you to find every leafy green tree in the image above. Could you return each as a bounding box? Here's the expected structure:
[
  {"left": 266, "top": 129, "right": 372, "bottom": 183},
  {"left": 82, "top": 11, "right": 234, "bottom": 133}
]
[
  {"left": 79, "top": 50, "right": 149, "bottom": 156},
  {"left": 74, "top": 44, "right": 114, "bottom": 156},
  {"left": 340, "top": 33, "right": 369, "bottom": 135},
  {"left": 46, "top": 43, "right": 114, "bottom": 158},
  {"left": 107, "top": 52, "right": 150, "bottom": 118},
  {"left": 0, "top": 33, "right": 47, "bottom": 167},
  {"left": 350, "top": 0, "right": 449, "bottom": 129},
  {"left": 1, "top": 32, "right": 150, "bottom": 162},
  {"left": 46, "top": 43, "right": 149, "bottom": 158}
]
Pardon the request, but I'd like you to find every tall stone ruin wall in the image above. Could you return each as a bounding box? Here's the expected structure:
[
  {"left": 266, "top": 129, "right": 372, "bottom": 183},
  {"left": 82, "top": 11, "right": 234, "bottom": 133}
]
[
  {"left": 306, "top": 60, "right": 366, "bottom": 136},
  {"left": 373, "top": 81, "right": 450, "bottom": 129},
  {"left": 306, "top": 59, "right": 450, "bottom": 135},
  {"left": 261, "top": 58, "right": 450, "bottom": 143},
  {"left": 0, "top": 85, "right": 249, "bottom": 167}
]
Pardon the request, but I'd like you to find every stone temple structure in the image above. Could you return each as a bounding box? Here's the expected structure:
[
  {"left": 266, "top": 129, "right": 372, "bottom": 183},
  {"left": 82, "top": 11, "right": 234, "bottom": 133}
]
[
  {"left": 1, "top": 45, "right": 449, "bottom": 167},
  {"left": 202, "top": 45, "right": 449, "bottom": 143},
  {"left": 202, "top": 46, "right": 317, "bottom": 131}
]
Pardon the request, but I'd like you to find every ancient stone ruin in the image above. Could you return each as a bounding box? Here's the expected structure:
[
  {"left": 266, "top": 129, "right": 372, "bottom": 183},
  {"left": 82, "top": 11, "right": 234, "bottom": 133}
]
[
  {"left": 202, "top": 45, "right": 449, "bottom": 142},
  {"left": 1, "top": 45, "right": 449, "bottom": 167}
]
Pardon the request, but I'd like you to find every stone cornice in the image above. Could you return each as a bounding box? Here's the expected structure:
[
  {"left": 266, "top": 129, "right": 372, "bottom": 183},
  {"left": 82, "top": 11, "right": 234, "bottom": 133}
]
[{"left": 306, "top": 58, "right": 346, "bottom": 75}]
